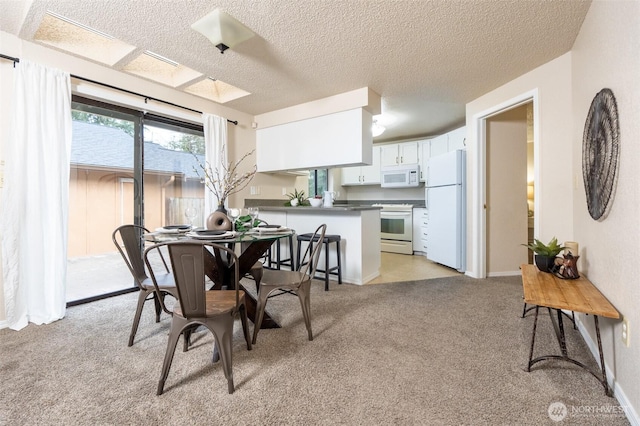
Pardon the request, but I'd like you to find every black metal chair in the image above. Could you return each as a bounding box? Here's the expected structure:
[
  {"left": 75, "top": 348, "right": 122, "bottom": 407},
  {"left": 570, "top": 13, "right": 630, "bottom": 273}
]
[
  {"left": 112, "top": 224, "right": 177, "bottom": 347},
  {"left": 253, "top": 224, "right": 327, "bottom": 344},
  {"left": 145, "top": 241, "right": 252, "bottom": 395}
]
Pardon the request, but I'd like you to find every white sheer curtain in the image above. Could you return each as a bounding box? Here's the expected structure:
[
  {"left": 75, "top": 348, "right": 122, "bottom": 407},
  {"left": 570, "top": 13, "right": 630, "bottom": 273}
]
[
  {"left": 203, "top": 113, "right": 228, "bottom": 213},
  {"left": 2, "top": 61, "right": 72, "bottom": 330}
]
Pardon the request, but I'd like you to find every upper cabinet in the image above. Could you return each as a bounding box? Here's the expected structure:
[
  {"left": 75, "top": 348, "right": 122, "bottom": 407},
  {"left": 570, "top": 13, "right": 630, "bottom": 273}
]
[
  {"left": 342, "top": 146, "right": 381, "bottom": 185},
  {"left": 257, "top": 108, "right": 373, "bottom": 172},
  {"left": 447, "top": 126, "right": 467, "bottom": 151},
  {"left": 428, "top": 126, "right": 467, "bottom": 158},
  {"left": 419, "top": 126, "right": 466, "bottom": 182},
  {"left": 380, "top": 141, "right": 419, "bottom": 167},
  {"left": 429, "top": 134, "right": 448, "bottom": 158},
  {"left": 341, "top": 126, "right": 466, "bottom": 186}
]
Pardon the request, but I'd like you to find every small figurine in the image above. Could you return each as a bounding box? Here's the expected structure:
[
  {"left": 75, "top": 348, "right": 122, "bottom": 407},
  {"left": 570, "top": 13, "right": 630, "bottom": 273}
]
[{"left": 555, "top": 252, "right": 580, "bottom": 279}]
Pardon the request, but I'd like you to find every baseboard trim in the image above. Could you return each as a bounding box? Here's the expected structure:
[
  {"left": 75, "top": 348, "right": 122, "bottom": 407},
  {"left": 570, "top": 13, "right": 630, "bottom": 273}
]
[
  {"left": 576, "top": 316, "right": 639, "bottom": 426},
  {"left": 0, "top": 319, "right": 8, "bottom": 330},
  {"left": 487, "top": 270, "right": 520, "bottom": 277}
]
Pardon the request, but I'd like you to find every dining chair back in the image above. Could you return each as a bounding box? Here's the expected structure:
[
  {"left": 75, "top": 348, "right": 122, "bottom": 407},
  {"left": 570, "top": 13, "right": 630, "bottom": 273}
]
[
  {"left": 298, "top": 224, "right": 327, "bottom": 281},
  {"left": 112, "top": 224, "right": 176, "bottom": 346},
  {"left": 144, "top": 241, "right": 252, "bottom": 395},
  {"left": 252, "top": 224, "right": 327, "bottom": 344},
  {"left": 242, "top": 219, "right": 269, "bottom": 291}
]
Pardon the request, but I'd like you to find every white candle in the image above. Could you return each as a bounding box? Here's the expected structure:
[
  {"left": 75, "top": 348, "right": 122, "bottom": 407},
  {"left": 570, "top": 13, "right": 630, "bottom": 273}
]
[{"left": 564, "top": 241, "right": 579, "bottom": 256}]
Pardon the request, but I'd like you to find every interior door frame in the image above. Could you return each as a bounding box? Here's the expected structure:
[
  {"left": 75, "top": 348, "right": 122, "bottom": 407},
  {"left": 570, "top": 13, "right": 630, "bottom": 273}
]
[{"left": 470, "top": 89, "right": 539, "bottom": 279}]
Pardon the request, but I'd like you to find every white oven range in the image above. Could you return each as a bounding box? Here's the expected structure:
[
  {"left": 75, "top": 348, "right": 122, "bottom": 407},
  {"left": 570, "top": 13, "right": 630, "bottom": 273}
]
[{"left": 373, "top": 204, "right": 414, "bottom": 255}]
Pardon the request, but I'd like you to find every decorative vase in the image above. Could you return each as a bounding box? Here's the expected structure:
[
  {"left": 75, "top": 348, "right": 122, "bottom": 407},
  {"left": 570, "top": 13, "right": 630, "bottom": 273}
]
[
  {"left": 534, "top": 254, "right": 557, "bottom": 273},
  {"left": 206, "top": 209, "right": 232, "bottom": 231},
  {"left": 215, "top": 203, "right": 227, "bottom": 215}
]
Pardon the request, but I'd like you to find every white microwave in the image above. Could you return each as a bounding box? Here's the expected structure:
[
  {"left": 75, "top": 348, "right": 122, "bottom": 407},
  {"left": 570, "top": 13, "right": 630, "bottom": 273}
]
[{"left": 380, "top": 164, "right": 420, "bottom": 188}]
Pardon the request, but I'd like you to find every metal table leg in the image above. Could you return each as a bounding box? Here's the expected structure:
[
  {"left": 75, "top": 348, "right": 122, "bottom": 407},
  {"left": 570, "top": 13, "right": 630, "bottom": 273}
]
[{"left": 526, "top": 305, "right": 613, "bottom": 397}]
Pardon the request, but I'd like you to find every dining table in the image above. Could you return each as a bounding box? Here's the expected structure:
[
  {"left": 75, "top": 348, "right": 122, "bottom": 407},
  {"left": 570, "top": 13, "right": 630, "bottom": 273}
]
[{"left": 146, "top": 226, "right": 295, "bottom": 330}]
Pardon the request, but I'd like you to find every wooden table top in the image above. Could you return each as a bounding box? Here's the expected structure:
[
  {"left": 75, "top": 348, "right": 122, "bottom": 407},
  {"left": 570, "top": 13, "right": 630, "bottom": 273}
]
[{"left": 521, "top": 264, "right": 620, "bottom": 319}]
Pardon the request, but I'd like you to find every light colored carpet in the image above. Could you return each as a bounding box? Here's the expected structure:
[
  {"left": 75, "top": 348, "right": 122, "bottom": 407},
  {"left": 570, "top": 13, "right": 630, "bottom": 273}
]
[{"left": 0, "top": 275, "right": 629, "bottom": 425}]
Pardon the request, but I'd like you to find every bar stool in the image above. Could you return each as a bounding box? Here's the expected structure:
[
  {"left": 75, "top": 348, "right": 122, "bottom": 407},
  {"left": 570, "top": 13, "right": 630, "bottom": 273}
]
[
  {"left": 255, "top": 219, "right": 294, "bottom": 270},
  {"left": 269, "top": 233, "right": 295, "bottom": 270},
  {"left": 296, "top": 233, "right": 342, "bottom": 291}
]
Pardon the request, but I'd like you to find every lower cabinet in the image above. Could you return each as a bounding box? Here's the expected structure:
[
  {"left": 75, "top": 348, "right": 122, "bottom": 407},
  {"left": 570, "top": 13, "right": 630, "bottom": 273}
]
[{"left": 412, "top": 208, "right": 428, "bottom": 255}]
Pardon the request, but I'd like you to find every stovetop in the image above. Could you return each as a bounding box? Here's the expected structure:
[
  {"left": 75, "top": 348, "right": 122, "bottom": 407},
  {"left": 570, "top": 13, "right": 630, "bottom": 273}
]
[{"left": 372, "top": 203, "right": 414, "bottom": 211}]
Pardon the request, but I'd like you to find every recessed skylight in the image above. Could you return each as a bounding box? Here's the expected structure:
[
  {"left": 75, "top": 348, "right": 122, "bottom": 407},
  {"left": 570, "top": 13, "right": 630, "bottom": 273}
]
[
  {"left": 34, "top": 12, "right": 136, "bottom": 66},
  {"left": 123, "top": 52, "right": 202, "bottom": 88},
  {"left": 33, "top": 11, "right": 252, "bottom": 105},
  {"left": 184, "top": 78, "right": 251, "bottom": 104},
  {"left": 45, "top": 11, "right": 115, "bottom": 39}
]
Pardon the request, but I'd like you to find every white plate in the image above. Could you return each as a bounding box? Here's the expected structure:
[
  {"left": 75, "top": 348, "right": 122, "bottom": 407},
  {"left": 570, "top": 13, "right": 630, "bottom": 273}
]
[
  {"left": 155, "top": 226, "right": 192, "bottom": 234},
  {"left": 186, "top": 231, "right": 236, "bottom": 240}
]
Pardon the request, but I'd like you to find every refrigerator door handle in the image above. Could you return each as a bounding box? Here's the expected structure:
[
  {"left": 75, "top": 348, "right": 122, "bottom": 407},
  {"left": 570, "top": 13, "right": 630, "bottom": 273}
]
[{"left": 426, "top": 188, "right": 429, "bottom": 211}]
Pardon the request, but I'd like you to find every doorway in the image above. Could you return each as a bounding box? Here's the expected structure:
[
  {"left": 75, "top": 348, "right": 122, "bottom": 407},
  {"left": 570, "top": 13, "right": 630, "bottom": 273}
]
[
  {"left": 485, "top": 103, "right": 530, "bottom": 275},
  {"left": 471, "top": 90, "right": 539, "bottom": 279}
]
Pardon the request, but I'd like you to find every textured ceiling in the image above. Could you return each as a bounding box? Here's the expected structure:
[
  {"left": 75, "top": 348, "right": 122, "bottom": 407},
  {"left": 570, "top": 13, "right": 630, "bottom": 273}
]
[{"left": 1, "top": 0, "right": 591, "bottom": 141}]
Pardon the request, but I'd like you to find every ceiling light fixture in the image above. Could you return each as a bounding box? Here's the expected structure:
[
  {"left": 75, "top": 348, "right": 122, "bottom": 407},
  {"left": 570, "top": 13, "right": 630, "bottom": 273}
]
[
  {"left": 191, "top": 9, "right": 255, "bottom": 54},
  {"left": 372, "top": 120, "right": 386, "bottom": 137}
]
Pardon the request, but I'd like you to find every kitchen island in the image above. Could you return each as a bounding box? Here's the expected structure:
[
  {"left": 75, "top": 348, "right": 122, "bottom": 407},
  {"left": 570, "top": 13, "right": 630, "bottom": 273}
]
[{"left": 256, "top": 205, "right": 381, "bottom": 285}]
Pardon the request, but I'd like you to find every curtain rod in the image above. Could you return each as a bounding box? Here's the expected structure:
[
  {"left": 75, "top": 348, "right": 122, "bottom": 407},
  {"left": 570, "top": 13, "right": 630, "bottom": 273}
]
[{"left": 0, "top": 53, "right": 238, "bottom": 126}]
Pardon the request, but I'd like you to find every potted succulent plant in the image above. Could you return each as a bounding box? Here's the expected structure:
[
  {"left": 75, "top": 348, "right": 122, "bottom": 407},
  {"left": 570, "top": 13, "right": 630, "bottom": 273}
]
[
  {"left": 285, "top": 189, "right": 307, "bottom": 206},
  {"left": 523, "top": 237, "right": 566, "bottom": 272}
]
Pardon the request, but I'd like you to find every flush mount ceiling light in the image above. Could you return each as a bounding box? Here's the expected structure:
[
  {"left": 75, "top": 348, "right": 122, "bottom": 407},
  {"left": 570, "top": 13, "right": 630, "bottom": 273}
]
[
  {"left": 191, "top": 9, "right": 255, "bottom": 54},
  {"left": 372, "top": 119, "right": 386, "bottom": 137}
]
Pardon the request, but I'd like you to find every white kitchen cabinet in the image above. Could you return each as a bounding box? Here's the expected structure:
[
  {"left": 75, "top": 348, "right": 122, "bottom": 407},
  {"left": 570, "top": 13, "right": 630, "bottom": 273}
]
[
  {"left": 447, "top": 126, "right": 466, "bottom": 151},
  {"left": 380, "top": 141, "right": 419, "bottom": 167},
  {"left": 341, "top": 166, "right": 363, "bottom": 185},
  {"left": 380, "top": 144, "right": 400, "bottom": 167},
  {"left": 341, "top": 145, "right": 381, "bottom": 185},
  {"left": 399, "top": 142, "right": 419, "bottom": 164},
  {"left": 257, "top": 108, "right": 373, "bottom": 172},
  {"left": 419, "top": 139, "right": 431, "bottom": 182},
  {"left": 412, "top": 208, "right": 428, "bottom": 255},
  {"left": 430, "top": 134, "right": 448, "bottom": 158}
]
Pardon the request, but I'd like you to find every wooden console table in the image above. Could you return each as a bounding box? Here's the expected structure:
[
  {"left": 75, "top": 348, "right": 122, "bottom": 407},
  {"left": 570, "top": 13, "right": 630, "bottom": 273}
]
[{"left": 520, "top": 264, "right": 620, "bottom": 396}]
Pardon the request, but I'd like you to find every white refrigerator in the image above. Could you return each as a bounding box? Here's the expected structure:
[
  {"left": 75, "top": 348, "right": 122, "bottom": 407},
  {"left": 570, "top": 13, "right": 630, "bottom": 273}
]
[{"left": 425, "top": 150, "right": 466, "bottom": 272}]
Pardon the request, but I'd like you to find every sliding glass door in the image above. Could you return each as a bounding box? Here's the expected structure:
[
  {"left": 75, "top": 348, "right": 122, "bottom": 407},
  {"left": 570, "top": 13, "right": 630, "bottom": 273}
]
[{"left": 66, "top": 97, "right": 204, "bottom": 305}]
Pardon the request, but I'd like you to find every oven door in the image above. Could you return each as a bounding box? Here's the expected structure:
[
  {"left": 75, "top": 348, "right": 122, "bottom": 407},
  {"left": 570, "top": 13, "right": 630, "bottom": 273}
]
[{"left": 380, "top": 211, "right": 412, "bottom": 241}]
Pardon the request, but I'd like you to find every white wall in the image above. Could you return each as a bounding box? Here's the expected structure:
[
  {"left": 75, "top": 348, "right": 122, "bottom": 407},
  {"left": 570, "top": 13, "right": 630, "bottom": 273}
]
[
  {"left": 466, "top": 53, "right": 573, "bottom": 278},
  {"left": 571, "top": 0, "right": 640, "bottom": 416}
]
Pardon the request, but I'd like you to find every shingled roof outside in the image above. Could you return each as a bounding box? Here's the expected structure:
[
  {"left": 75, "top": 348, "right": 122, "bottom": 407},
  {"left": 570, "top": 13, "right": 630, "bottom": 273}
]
[{"left": 71, "top": 121, "right": 204, "bottom": 179}]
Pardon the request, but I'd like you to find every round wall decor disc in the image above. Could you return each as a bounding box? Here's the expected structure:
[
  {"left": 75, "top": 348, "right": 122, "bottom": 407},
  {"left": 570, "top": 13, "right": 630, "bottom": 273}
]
[{"left": 582, "top": 88, "right": 619, "bottom": 221}]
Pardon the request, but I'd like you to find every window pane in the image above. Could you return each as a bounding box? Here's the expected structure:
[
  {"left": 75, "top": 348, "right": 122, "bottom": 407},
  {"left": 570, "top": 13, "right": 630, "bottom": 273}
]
[
  {"left": 143, "top": 122, "right": 205, "bottom": 229},
  {"left": 308, "top": 169, "right": 329, "bottom": 197},
  {"left": 317, "top": 169, "right": 328, "bottom": 194}
]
